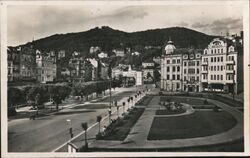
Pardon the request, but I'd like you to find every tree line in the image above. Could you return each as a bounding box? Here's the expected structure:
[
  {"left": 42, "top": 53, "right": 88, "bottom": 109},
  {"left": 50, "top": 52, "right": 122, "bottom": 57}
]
[{"left": 8, "top": 80, "right": 121, "bottom": 116}]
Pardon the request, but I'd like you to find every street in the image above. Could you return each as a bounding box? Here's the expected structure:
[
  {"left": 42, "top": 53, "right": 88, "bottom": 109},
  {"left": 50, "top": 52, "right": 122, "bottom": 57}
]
[{"left": 8, "top": 85, "right": 153, "bottom": 152}]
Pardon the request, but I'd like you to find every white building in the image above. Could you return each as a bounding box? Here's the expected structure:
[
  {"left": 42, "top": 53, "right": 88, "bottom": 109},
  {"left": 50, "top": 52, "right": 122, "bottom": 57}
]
[
  {"left": 36, "top": 50, "right": 57, "bottom": 83},
  {"left": 201, "top": 38, "right": 243, "bottom": 94},
  {"left": 98, "top": 52, "right": 108, "bottom": 58}
]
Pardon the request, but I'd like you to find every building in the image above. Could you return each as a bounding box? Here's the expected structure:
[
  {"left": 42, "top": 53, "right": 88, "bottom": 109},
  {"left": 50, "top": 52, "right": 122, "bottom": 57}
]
[
  {"left": 89, "top": 46, "right": 101, "bottom": 54},
  {"left": 182, "top": 50, "right": 202, "bottom": 92},
  {"left": 7, "top": 47, "right": 20, "bottom": 81},
  {"left": 36, "top": 50, "right": 57, "bottom": 83},
  {"left": 87, "top": 58, "right": 100, "bottom": 81},
  {"left": 161, "top": 40, "right": 182, "bottom": 91},
  {"left": 161, "top": 40, "right": 203, "bottom": 92},
  {"left": 112, "top": 48, "right": 125, "bottom": 57},
  {"left": 142, "top": 62, "right": 155, "bottom": 83},
  {"left": 100, "top": 62, "right": 109, "bottom": 80},
  {"left": 69, "top": 57, "right": 92, "bottom": 83},
  {"left": 7, "top": 46, "right": 36, "bottom": 82},
  {"left": 98, "top": 52, "right": 108, "bottom": 58},
  {"left": 201, "top": 37, "right": 243, "bottom": 94}
]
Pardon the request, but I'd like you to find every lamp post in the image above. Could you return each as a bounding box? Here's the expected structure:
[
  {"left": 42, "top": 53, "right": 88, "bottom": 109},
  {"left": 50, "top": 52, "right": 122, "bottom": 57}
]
[
  {"left": 108, "top": 108, "right": 111, "bottom": 124},
  {"left": 127, "top": 98, "right": 130, "bottom": 109},
  {"left": 81, "top": 122, "right": 88, "bottom": 149},
  {"left": 66, "top": 119, "right": 73, "bottom": 140},
  {"left": 130, "top": 96, "right": 134, "bottom": 108},
  {"left": 114, "top": 101, "right": 119, "bottom": 118},
  {"left": 97, "top": 116, "right": 102, "bottom": 134},
  {"left": 122, "top": 102, "right": 125, "bottom": 114}
]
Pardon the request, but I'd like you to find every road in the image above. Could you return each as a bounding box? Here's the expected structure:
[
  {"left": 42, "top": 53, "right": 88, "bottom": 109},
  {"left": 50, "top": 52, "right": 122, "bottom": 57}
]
[{"left": 8, "top": 85, "right": 153, "bottom": 152}]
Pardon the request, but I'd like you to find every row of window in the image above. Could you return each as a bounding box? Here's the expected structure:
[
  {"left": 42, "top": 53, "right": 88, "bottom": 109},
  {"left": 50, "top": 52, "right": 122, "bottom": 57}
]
[
  {"left": 204, "top": 48, "right": 224, "bottom": 54},
  {"left": 165, "top": 75, "right": 200, "bottom": 81},
  {"left": 183, "top": 61, "right": 200, "bottom": 66},
  {"left": 166, "top": 66, "right": 180, "bottom": 72},
  {"left": 167, "top": 59, "right": 181, "bottom": 64},
  {"left": 202, "top": 74, "right": 234, "bottom": 81},
  {"left": 184, "top": 68, "right": 199, "bottom": 74}
]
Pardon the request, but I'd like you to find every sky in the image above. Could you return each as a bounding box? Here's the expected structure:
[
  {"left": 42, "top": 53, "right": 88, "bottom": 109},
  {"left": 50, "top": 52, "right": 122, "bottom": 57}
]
[{"left": 7, "top": 4, "right": 243, "bottom": 46}]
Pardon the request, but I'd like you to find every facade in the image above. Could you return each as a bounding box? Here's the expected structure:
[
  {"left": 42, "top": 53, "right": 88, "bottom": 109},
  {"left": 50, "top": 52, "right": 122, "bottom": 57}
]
[
  {"left": 98, "top": 52, "right": 108, "bottom": 58},
  {"left": 7, "top": 46, "right": 36, "bottom": 82},
  {"left": 69, "top": 57, "right": 92, "bottom": 83},
  {"left": 182, "top": 51, "right": 202, "bottom": 92},
  {"left": 7, "top": 47, "right": 20, "bottom": 81},
  {"left": 112, "top": 48, "right": 125, "bottom": 57},
  {"left": 142, "top": 62, "right": 155, "bottom": 83},
  {"left": 201, "top": 37, "right": 243, "bottom": 94},
  {"left": 36, "top": 50, "right": 57, "bottom": 83}
]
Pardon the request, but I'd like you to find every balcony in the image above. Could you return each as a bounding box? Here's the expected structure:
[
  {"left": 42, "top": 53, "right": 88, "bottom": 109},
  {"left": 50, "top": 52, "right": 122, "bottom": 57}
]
[
  {"left": 226, "top": 60, "right": 235, "bottom": 65},
  {"left": 226, "top": 70, "right": 235, "bottom": 74},
  {"left": 201, "top": 62, "right": 208, "bottom": 65}
]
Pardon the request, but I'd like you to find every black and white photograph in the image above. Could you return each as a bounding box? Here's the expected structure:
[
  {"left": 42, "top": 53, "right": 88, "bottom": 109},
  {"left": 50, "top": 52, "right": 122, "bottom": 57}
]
[{"left": 1, "top": 0, "right": 250, "bottom": 157}]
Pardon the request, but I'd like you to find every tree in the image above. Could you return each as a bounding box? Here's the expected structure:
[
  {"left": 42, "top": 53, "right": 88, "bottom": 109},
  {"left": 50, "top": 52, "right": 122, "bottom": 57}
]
[{"left": 50, "top": 85, "right": 71, "bottom": 110}]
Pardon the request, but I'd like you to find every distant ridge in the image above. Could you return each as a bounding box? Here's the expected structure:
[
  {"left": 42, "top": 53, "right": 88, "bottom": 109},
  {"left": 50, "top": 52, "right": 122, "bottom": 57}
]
[{"left": 14, "top": 26, "right": 216, "bottom": 55}]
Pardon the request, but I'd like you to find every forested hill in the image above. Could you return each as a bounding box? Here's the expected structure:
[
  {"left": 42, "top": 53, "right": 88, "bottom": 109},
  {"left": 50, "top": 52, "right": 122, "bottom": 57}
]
[{"left": 17, "top": 26, "right": 216, "bottom": 54}]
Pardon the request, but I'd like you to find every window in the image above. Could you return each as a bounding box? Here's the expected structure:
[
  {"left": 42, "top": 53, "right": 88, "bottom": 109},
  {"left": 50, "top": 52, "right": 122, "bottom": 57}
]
[
  {"left": 177, "top": 59, "right": 180, "bottom": 63},
  {"left": 214, "top": 75, "right": 216, "bottom": 80},
  {"left": 167, "top": 75, "right": 170, "bottom": 80},
  {"left": 184, "top": 69, "right": 186, "bottom": 74},
  {"left": 221, "top": 57, "right": 223, "bottom": 62},
  {"left": 167, "top": 60, "right": 170, "bottom": 64},
  {"left": 197, "top": 76, "right": 199, "bottom": 81},
  {"left": 218, "top": 49, "right": 220, "bottom": 53},
  {"left": 184, "top": 62, "right": 187, "bottom": 66},
  {"left": 172, "top": 59, "right": 176, "bottom": 64},
  {"left": 221, "top": 75, "right": 223, "bottom": 80},
  {"left": 215, "top": 49, "right": 217, "bottom": 53},
  {"left": 167, "top": 67, "right": 170, "bottom": 72},
  {"left": 217, "top": 66, "right": 220, "bottom": 71},
  {"left": 217, "top": 57, "right": 220, "bottom": 62},
  {"left": 217, "top": 75, "right": 219, "bottom": 80},
  {"left": 177, "top": 75, "right": 180, "bottom": 80},
  {"left": 172, "top": 75, "right": 176, "bottom": 80},
  {"left": 211, "top": 57, "right": 213, "bottom": 62},
  {"left": 177, "top": 66, "right": 180, "bottom": 72},
  {"left": 184, "top": 76, "right": 187, "bottom": 81},
  {"left": 211, "top": 75, "right": 213, "bottom": 80},
  {"left": 42, "top": 70, "right": 44, "bottom": 74},
  {"left": 211, "top": 66, "right": 213, "bottom": 71},
  {"left": 203, "top": 74, "right": 206, "bottom": 80},
  {"left": 188, "top": 68, "right": 195, "bottom": 74},
  {"left": 211, "top": 49, "right": 213, "bottom": 54},
  {"left": 197, "top": 61, "right": 200, "bottom": 66},
  {"left": 214, "top": 57, "right": 216, "bottom": 62},
  {"left": 197, "top": 68, "right": 199, "bottom": 74},
  {"left": 188, "top": 61, "right": 195, "bottom": 66},
  {"left": 173, "top": 66, "right": 176, "bottom": 72},
  {"left": 214, "top": 66, "right": 216, "bottom": 71},
  {"left": 221, "top": 65, "right": 223, "bottom": 70}
]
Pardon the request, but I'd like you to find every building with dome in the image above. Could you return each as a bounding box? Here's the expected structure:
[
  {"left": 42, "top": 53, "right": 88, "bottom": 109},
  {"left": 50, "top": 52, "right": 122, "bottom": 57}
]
[
  {"left": 161, "top": 40, "right": 183, "bottom": 91},
  {"left": 161, "top": 40, "right": 203, "bottom": 92}
]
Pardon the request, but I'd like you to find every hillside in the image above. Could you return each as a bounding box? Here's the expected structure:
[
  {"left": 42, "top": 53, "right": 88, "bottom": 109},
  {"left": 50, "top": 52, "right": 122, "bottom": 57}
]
[{"left": 18, "top": 26, "right": 216, "bottom": 55}]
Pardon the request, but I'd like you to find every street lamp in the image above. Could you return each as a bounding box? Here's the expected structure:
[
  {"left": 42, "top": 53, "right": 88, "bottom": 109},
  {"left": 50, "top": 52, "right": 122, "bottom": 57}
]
[
  {"left": 108, "top": 108, "right": 111, "bottom": 124},
  {"left": 127, "top": 98, "right": 130, "bottom": 109},
  {"left": 66, "top": 119, "right": 73, "bottom": 139},
  {"left": 122, "top": 102, "right": 125, "bottom": 114},
  {"left": 81, "top": 122, "right": 88, "bottom": 150}
]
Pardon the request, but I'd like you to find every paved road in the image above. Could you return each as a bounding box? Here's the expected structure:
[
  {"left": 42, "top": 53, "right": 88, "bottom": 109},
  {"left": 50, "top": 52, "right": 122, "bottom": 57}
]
[{"left": 8, "top": 85, "right": 154, "bottom": 152}]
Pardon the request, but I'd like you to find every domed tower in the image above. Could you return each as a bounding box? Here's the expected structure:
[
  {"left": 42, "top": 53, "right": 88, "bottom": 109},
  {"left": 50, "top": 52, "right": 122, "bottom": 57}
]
[{"left": 165, "top": 40, "right": 176, "bottom": 54}]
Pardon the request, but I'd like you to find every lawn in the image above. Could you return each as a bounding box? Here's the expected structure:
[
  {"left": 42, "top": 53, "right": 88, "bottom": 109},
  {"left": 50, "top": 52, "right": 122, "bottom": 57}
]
[
  {"left": 148, "top": 111, "right": 237, "bottom": 140},
  {"left": 155, "top": 109, "right": 186, "bottom": 115},
  {"left": 71, "top": 104, "right": 109, "bottom": 109},
  {"left": 98, "top": 108, "right": 145, "bottom": 141},
  {"left": 160, "top": 97, "right": 214, "bottom": 106},
  {"left": 135, "top": 96, "right": 153, "bottom": 107}
]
